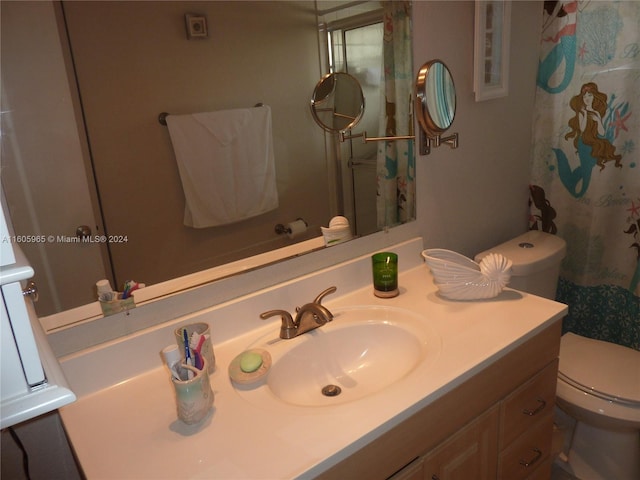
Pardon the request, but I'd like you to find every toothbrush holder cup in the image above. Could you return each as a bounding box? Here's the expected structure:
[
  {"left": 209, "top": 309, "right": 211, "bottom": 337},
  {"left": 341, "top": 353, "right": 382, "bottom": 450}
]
[{"left": 171, "top": 359, "right": 214, "bottom": 425}]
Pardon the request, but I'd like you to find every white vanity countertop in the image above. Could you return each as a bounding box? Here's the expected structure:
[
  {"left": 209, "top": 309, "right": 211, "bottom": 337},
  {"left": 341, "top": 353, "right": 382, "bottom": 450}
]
[{"left": 58, "top": 239, "right": 567, "bottom": 479}]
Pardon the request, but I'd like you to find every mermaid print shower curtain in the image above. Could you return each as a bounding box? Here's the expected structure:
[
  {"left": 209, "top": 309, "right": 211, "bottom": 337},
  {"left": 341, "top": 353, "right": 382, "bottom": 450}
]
[{"left": 531, "top": 0, "right": 639, "bottom": 349}]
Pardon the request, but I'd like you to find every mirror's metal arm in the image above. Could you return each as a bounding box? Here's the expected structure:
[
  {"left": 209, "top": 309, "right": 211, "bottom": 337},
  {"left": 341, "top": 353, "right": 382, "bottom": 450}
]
[
  {"left": 362, "top": 134, "right": 415, "bottom": 143},
  {"left": 339, "top": 130, "right": 415, "bottom": 143},
  {"left": 339, "top": 131, "right": 364, "bottom": 142},
  {"left": 441, "top": 133, "right": 459, "bottom": 149},
  {"left": 334, "top": 112, "right": 357, "bottom": 121},
  {"left": 341, "top": 128, "right": 457, "bottom": 154},
  {"left": 419, "top": 130, "right": 459, "bottom": 155}
]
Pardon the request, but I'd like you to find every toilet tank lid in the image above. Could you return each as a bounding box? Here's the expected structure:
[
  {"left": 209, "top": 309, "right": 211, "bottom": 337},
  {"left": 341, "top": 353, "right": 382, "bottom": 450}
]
[
  {"left": 474, "top": 231, "right": 566, "bottom": 276},
  {"left": 559, "top": 333, "right": 640, "bottom": 404}
]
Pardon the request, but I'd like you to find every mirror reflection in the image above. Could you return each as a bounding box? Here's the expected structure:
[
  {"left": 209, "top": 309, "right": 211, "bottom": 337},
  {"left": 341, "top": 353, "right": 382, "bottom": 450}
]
[
  {"left": 0, "top": 0, "right": 415, "bottom": 319},
  {"left": 310, "top": 73, "right": 365, "bottom": 133},
  {"left": 322, "top": 1, "right": 416, "bottom": 236}
]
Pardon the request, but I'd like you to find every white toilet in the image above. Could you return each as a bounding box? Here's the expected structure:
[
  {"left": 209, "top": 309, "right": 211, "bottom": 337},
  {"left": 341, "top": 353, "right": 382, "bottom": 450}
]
[{"left": 476, "top": 230, "right": 640, "bottom": 480}]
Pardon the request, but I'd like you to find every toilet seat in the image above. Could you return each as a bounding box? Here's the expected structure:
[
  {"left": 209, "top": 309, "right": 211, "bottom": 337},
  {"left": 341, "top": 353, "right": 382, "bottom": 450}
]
[
  {"left": 559, "top": 333, "right": 640, "bottom": 404},
  {"left": 558, "top": 371, "right": 639, "bottom": 405},
  {"left": 557, "top": 333, "right": 640, "bottom": 428}
]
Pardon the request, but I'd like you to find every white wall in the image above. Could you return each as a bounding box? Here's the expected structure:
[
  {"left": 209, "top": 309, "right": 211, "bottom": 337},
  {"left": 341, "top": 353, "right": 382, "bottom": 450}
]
[{"left": 414, "top": 1, "right": 541, "bottom": 257}]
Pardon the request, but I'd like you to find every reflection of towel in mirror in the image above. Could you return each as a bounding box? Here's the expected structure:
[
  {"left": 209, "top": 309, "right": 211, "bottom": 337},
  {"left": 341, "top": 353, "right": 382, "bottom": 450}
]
[{"left": 166, "top": 105, "right": 278, "bottom": 228}]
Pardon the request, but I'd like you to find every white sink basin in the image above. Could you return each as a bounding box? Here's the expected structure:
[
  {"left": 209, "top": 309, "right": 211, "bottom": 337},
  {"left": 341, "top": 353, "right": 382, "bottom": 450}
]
[{"left": 235, "top": 305, "right": 441, "bottom": 407}]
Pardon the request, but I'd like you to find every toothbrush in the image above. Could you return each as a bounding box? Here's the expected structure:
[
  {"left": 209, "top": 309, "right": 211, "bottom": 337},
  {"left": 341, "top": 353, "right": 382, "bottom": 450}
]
[
  {"left": 194, "top": 334, "right": 206, "bottom": 356},
  {"left": 183, "top": 329, "right": 194, "bottom": 379},
  {"left": 121, "top": 280, "right": 144, "bottom": 299},
  {"left": 121, "top": 280, "right": 132, "bottom": 299},
  {"left": 189, "top": 332, "right": 206, "bottom": 369},
  {"left": 194, "top": 335, "right": 206, "bottom": 370},
  {"left": 189, "top": 332, "right": 202, "bottom": 351},
  {"left": 193, "top": 350, "right": 203, "bottom": 370}
]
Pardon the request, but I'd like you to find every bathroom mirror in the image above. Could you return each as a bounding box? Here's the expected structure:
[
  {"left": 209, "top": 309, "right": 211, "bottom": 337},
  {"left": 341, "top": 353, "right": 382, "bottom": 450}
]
[
  {"left": 1, "top": 0, "right": 415, "bottom": 321},
  {"left": 415, "top": 59, "right": 459, "bottom": 154},
  {"left": 310, "top": 72, "right": 365, "bottom": 133}
]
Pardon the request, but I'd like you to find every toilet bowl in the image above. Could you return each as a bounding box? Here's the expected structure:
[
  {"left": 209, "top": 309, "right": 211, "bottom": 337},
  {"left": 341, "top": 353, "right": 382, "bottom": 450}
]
[
  {"left": 555, "top": 333, "right": 640, "bottom": 480},
  {"left": 476, "top": 231, "right": 640, "bottom": 480}
]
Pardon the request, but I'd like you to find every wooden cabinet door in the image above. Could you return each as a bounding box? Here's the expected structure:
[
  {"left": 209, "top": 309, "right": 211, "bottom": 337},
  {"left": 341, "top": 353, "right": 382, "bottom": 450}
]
[
  {"left": 388, "top": 457, "right": 426, "bottom": 480},
  {"left": 422, "top": 405, "right": 499, "bottom": 480}
]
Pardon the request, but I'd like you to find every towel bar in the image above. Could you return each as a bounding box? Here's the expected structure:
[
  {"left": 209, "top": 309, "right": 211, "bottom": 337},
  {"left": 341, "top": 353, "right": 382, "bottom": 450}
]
[{"left": 159, "top": 104, "right": 265, "bottom": 126}]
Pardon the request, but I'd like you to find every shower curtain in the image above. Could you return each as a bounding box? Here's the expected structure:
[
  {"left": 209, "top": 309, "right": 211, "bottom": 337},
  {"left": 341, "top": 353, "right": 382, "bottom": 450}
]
[
  {"left": 376, "top": 1, "right": 415, "bottom": 229},
  {"left": 531, "top": 0, "right": 639, "bottom": 350}
]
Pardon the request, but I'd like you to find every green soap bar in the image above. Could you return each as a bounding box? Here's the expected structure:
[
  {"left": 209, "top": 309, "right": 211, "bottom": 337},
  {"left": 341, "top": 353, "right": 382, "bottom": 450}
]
[{"left": 239, "top": 351, "right": 263, "bottom": 373}]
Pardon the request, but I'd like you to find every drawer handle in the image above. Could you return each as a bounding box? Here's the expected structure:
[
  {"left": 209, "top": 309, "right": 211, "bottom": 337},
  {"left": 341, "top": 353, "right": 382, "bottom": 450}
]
[
  {"left": 522, "top": 397, "right": 546, "bottom": 416},
  {"left": 519, "top": 448, "right": 543, "bottom": 468}
]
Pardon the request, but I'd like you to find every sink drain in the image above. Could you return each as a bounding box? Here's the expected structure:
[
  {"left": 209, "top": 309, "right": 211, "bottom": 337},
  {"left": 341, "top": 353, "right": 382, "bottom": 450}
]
[{"left": 321, "top": 384, "right": 342, "bottom": 397}]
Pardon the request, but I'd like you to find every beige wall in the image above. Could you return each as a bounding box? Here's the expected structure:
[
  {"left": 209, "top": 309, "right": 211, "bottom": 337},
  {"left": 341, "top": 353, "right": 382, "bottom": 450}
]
[
  {"left": 63, "top": 1, "right": 330, "bottom": 286},
  {"left": 414, "top": 1, "right": 542, "bottom": 257}
]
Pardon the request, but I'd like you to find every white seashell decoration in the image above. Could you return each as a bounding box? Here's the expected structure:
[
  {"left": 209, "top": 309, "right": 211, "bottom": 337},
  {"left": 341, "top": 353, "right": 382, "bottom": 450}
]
[{"left": 421, "top": 249, "right": 513, "bottom": 300}]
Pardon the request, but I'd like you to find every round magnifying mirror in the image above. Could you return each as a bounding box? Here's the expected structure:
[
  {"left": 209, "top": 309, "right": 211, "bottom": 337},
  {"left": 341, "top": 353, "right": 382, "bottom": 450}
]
[
  {"left": 415, "top": 60, "right": 456, "bottom": 135},
  {"left": 310, "top": 72, "right": 365, "bottom": 133}
]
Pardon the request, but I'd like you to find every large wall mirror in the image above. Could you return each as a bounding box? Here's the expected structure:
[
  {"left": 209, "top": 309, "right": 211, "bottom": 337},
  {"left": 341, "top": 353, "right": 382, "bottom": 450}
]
[{"left": 0, "top": 1, "right": 415, "bottom": 320}]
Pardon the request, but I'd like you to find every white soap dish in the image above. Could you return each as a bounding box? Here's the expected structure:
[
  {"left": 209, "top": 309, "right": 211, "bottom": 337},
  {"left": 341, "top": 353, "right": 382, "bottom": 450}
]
[{"left": 228, "top": 349, "right": 271, "bottom": 385}]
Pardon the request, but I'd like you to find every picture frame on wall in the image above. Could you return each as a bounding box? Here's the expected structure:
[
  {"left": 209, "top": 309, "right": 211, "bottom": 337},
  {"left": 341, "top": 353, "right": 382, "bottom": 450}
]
[
  {"left": 185, "top": 14, "right": 208, "bottom": 40},
  {"left": 473, "top": 1, "right": 511, "bottom": 101}
]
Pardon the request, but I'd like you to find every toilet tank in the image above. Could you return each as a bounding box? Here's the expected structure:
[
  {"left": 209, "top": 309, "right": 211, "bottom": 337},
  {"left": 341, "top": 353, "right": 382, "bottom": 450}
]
[{"left": 474, "top": 231, "right": 566, "bottom": 299}]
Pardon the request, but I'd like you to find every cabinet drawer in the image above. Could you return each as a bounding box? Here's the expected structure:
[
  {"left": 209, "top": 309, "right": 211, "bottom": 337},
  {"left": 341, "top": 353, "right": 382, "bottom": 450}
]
[
  {"left": 499, "top": 412, "right": 553, "bottom": 480},
  {"left": 501, "top": 359, "right": 557, "bottom": 446}
]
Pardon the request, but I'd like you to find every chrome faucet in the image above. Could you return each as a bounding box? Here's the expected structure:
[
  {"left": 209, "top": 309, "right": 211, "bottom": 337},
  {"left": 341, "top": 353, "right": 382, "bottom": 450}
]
[{"left": 260, "top": 286, "right": 337, "bottom": 339}]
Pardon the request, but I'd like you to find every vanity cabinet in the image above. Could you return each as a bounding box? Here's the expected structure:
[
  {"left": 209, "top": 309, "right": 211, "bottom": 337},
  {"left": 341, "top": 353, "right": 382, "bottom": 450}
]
[
  {"left": 387, "top": 406, "right": 499, "bottom": 480},
  {"left": 420, "top": 404, "right": 500, "bottom": 480},
  {"left": 316, "top": 321, "right": 561, "bottom": 480}
]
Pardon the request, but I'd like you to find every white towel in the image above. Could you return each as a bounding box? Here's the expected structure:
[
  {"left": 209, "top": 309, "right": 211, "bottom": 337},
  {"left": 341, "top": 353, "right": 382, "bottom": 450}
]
[{"left": 166, "top": 105, "right": 278, "bottom": 228}]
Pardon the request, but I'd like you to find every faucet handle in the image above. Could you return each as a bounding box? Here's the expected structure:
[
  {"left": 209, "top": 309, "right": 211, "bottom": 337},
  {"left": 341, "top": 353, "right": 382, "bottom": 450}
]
[
  {"left": 313, "top": 286, "right": 337, "bottom": 305},
  {"left": 260, "top": 309, "right": 296, "bottom": 339},
  {"left": 260, "top": 309, "right": 294, "bottom": 325}
]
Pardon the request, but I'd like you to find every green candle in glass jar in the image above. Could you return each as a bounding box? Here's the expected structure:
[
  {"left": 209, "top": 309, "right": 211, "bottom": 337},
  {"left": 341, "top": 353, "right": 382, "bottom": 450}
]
[{"left": 371, "top": 252, "right": 399, "bottom": 298}]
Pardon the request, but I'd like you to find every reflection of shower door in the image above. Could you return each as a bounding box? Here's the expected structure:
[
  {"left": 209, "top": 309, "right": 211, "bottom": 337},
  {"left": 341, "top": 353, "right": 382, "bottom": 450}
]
[
  {"left": 330, "top": 21, "right": 383, "bottom": 237},
  {"left": 1, "top": 2, "right": 110, "bottom": 316}
]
